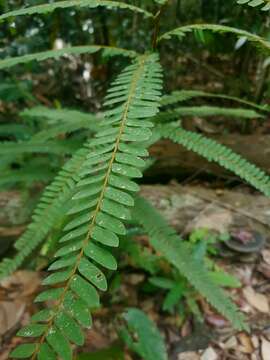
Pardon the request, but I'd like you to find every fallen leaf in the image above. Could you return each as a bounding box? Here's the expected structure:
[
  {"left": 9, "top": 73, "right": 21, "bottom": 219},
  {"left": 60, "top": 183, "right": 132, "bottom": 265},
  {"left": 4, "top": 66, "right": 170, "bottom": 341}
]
[
  {"left": 262, "top": 250, "right": 270, "bottom": 265},
  {"left": 0, "top": 271, "right": 40, "bottom": 297},
  {"left": 238, "top": 333, "right": 253, "bottom": 354},
  {"left": 177, "top": 352, "right": 200, "bottom": 360},
  {"left": 243, "top": 287, "right": 269, "bottom": 313},
  {"left": 261, "top": 337, "right": 270, "bottom": 360},
  {"left": 126, "top": 274, "right": 145, "bottom": 285},
  {"left": 258, "top": 263, "right": 270, "bottom": 279},
  {"left": 206, "top": 314, "right": 229, "bottom": 328},
  {"left": 188, "top": 206, "right": 232, "bottom": 234},
  {"left": 251, "top": 336, "right": 259, "bottom": 349},
  {"left": 0, "top": 350, "right": 11, "bottom": 360},
  {"left": 0, "top": 301, "right": 25, "bottom": 335},
  {"left": 222, "top": 336, "right": 237, "bottom": 349},
  {"left": 201, "top": 347, "right": 218, "bottom": 360}
]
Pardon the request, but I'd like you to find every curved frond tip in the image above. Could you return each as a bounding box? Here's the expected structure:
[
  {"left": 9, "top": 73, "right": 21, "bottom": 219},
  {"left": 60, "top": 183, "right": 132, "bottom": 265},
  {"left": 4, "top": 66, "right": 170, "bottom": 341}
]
[
  {"left": 158, "top": 24, "right": 270, "bottom": 53},
  {"left": 161, "top": 89, "right": 269, "bottom": 112},
  {"left": 0, "top": 0, "right": 153, "bottom": 21},
  {"left": 160, "top": 125, "right": 270, "bottom": 197}
]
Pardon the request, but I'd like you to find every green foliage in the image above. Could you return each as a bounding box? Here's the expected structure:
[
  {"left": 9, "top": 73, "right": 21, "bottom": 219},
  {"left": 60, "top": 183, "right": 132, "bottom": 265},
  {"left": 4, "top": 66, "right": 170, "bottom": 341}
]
[
  {"left": 149, "top": 276, "right": 187, "bottom": 314},
  {"left": 1, "top": 1, "right": 269, "bottom": 358},
  {"left": 0, "top": 165, "right": 55, "bottom": 188},
  {"left": 0, "top": 46, "right": 136, "bottom": 70},
  {"left": 187, "top": 229, "right": 241, "bottom": 289},
  {"left": 132, "top": 196, "right": 248, "bottom": 331},
  {"left": 159, "top": 24, "right": 270, "bottom": 53},
  {"left": 0, "top": 1, "right": 153, "bottom": 21},
  {"left": 10, "top": 54, "right": 163, "bottom": 359},
  {"left": 120, "top": 235, "right": 160, "bottom": 274},
  {"left": 156, "top": 106, "right": 262, "bottom": 122},
  {"left": 236, "top": 0, "right": 270, "bottom": 10},
  {"left": 76, "top": 344, "right": 124, "bottom": 360},
  {"left": 22, "top": 107, "right": 99, "bottom": 141},
  {"left": 0, "top": 140, "right": 80, "bottom": 156},
  {"left": 161, "top": 90, "right": 269, "bottom": 112},
  {"left": 146, "top": 228, "right": 240, "bottom": 315},
  {"left": 160, "top": 125, "right": 270, "bottom": 196},
  {"left": 0, "top": 144, "right": 90, "bottom": 279},
  {"left": 0, "top": 124, "right": 33, "bottom": 140},
  {"left": 120, "top": 308, "right": 168, "bottom": 360}
]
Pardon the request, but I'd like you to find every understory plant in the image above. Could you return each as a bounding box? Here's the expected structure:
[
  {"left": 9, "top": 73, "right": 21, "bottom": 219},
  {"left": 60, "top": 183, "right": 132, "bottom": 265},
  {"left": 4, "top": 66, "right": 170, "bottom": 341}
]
[{"left": 0, "top": 1, "right": 270, "bottom": 359}]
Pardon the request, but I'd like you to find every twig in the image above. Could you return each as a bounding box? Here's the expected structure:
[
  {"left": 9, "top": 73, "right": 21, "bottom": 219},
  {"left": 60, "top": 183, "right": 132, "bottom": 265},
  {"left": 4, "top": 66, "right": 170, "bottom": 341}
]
[{"left": 152, "top": 0, "right": 170, "bottom": 49}]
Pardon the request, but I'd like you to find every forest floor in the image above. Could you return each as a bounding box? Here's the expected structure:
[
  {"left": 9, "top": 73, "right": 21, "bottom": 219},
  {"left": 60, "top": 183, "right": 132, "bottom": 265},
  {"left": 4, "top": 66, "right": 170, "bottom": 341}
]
[{"left": 0, "top": 182, "right": 270, "bottom": 360}]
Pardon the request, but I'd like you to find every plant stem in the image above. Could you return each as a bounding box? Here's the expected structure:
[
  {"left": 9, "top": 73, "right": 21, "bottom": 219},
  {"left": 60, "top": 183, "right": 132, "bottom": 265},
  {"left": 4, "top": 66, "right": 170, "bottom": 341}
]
[{"left": 152, "top": 0, "right": 170, "bottom": 49}]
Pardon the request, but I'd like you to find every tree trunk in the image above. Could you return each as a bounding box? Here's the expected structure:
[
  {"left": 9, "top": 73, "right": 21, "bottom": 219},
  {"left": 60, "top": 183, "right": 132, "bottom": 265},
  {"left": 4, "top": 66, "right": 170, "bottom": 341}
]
[{"left": 147, "top": 135, "right": 270, "bottom": 179}]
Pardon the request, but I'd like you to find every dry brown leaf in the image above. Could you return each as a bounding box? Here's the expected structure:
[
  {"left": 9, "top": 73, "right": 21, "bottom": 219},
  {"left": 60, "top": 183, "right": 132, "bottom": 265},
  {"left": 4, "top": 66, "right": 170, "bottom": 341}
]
[
  {"left": 243, "top": 286, "right": 269, "bottom": 313},
  {"left": 261, "top": 337, "right": 270, "bottom": 360},
  {"left": 201, "top": 347, "right": 218, "bottom": 360},
  {"left": 124, "top": 353, "right": 133, "bottom": 360},
  {"left": 222, "top": 336, "right": 238, "bottom": 349},
  {"left": 177, "top": 352, "right": 200, "bottom": 360},
  {"left": 262, "top": 250, "right": 270, "bottom": 265},
  {"left": 206, "top": 314, "right": 229, "bottom": 328},
  {"left": 258, "top": 263, "right": 270, "bottom": 279},
  {"left": 251, "top": 336, "right": 260, "bottom": 349},
  {"left": 238, "top": 333, "right": 254, "bottom": 354},
  {"left": 0, "top": 271, "right": 40, "bottom": 297},
  {"left": 188, "top": 206, "right": 232, "bottom": 234},
  {"left": 0, "top": 301, "right": 25, "bottom": 335}
]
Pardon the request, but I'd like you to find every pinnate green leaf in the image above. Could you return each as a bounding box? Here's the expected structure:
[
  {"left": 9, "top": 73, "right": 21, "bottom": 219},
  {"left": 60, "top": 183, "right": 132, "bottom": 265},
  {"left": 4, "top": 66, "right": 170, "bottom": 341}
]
[
  {"left": 10, "top": 344, "right": 36, "bottom": 358},
  {"left": 84, "top": 242, "right": 117, "bottom": 270},
  {"left": 55, "top": 311, "right": 84, "bottom": 345},
  {"left": 38, "top": 343, "right": 56, "bottom": 360},
  {"left": 78, "top": 257, "right": 108, "bottom": 291},
  {"left": 70, "top": 275, "right": 100, "bottom": 308},
  {"left": 46, "top": 326, "right": 72, "bottom": 360}
]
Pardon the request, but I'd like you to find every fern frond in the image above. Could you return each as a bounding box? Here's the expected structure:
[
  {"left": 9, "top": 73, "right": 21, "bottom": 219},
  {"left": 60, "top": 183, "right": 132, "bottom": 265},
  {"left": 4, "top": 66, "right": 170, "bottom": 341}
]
[
  {"left": 21, "top": 107, "right": 100, "bottom": 141},
  {"left": 158, "top": 106, "right": 262, "bottom": 119},
  {"left": 11, "top": 54, "right": 163, "bottom": 360},
  {"left": 0, "top": 124, "right": 33, "bottom": 140},
  {"left": 236, "top": 0, "right": 270, "bottom": 11},
  {"left": 0, "top": 144, "right": 90, "bottom": 279},
  {"left": 0, "top": 166, "right": 55, "bottom": 187},
  {"left": 31, "top": 122, "right": 95, "bottom": 142},
  {"left": 0, "top": 0, "right": 153, "bottom": 21},
  {"left": 0, "top": 46, "right": 136, "bottom": 70},
  {"left": 161, "top": 90, "right": 269, "bottom": 112},
  {"left": 0, "top": 140, "right": 80, "bottom": 156},
  {"left": 21, "top": 106, "right": 97, "bottom": 125},
  {"left": 160, "top": 125, "right": 270, "bottom": 196},
  {"left": 158, "top": 24, "right": 270, "bottom": 53},
  {"left": 132, "top": 195, "right": 247, "bottom": 331}
]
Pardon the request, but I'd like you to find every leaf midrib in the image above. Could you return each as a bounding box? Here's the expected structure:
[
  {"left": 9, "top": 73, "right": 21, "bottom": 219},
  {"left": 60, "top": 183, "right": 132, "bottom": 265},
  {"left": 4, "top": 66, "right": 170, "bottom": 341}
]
[{"left": 30, "top": 54, "right": 148, "bottom": 359}]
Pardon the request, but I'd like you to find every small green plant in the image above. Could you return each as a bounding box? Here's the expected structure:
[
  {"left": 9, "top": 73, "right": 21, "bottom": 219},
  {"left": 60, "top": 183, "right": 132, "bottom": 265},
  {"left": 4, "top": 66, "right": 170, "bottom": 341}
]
[
  {"left": 144, "top": 228, "right": 239, "bottom": 318},
  {"left": 0, "top": 1, "right": 269, "bottom": 358},
  {"left": 187, "top": 228, "right": 241, "bottom": 289},
  {"left": 188, "top": 228, "right": 230, "bottom": 260},
  {"left": 119, "top": 308, "right": 167, "bottom": 360}
]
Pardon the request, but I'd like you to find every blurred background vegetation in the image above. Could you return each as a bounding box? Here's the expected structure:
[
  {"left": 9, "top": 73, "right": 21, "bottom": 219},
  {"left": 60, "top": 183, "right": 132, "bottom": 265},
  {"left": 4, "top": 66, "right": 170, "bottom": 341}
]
[
  {"left": 1, "top": 0, "right": 270, "bottom": 192},
  {"left": 0, "top": 0, "right": 269, "bottom": 111}
]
